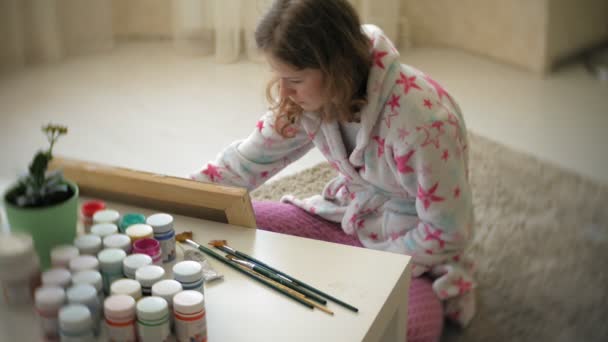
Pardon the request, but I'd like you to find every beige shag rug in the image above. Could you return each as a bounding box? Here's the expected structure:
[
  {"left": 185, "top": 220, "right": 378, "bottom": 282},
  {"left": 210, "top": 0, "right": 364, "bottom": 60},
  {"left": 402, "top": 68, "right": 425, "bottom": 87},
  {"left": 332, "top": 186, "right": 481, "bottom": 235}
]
[{"left": 251, "top": 133, "right": 608, "bottom": 342}]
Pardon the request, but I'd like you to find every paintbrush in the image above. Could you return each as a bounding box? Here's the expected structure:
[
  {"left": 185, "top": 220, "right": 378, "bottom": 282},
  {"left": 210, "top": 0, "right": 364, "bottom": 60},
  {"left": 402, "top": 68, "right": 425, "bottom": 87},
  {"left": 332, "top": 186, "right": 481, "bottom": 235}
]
[
  {"left": 175, "top": 232, "right": 314, "bottom": 310},
  {"left": 210, "top": 240, "right": 359, "bottom": 313},
  {"left": 226, "top": 255, "right": 334, "bottom": 316}
]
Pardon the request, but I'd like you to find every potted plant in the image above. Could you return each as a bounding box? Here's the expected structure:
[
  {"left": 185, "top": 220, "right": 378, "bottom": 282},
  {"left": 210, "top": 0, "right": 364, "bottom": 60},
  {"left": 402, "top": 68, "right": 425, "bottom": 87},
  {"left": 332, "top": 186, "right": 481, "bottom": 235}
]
[{"left": 3, "top": 124, "right": 79, "bottom": 269}]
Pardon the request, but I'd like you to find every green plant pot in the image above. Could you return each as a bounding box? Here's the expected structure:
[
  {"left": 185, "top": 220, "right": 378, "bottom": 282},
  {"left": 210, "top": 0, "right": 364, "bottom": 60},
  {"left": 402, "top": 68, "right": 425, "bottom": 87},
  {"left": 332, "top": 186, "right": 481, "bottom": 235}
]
[{"left": 3, "top": 180, "right": 79, "bottom": 270}]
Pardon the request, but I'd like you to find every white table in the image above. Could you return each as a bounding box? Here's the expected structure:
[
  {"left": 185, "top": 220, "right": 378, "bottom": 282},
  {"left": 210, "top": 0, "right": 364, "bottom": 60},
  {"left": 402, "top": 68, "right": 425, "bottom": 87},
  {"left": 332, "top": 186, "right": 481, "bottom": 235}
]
[{"left": 0, "top": 193, "right": 412, "bottom": 341}]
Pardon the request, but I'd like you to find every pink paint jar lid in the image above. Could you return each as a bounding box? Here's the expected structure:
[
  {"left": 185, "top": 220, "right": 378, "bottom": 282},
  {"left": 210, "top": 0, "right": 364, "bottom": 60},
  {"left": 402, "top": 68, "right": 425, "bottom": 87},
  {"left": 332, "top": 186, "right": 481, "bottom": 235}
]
[{"left": 133, "top": 238, "right": 160, "bottom": 255}]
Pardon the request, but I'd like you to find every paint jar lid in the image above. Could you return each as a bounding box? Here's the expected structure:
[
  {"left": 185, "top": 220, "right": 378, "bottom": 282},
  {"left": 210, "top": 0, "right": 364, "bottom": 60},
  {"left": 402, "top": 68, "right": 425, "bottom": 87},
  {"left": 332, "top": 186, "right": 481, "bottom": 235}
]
[
  {"left": 133, "top": 238, "right": 160, "bottom": 255},
  {"left": 126, "top": 224, "right": 154, "bottom": 240},
  {"left": 136, "top": 265, "right": 166, "bottom": 287},
  {"left": 173, "top": 290, "right": 204, "bottom": 315},
  {"left": 69, "top": 255, "right": 100, "bottom": 273},
  {"left": 91, "top": 223, "right": 118, "bottom": 238},
  {"left": 123, "top": 253, "right": 153, "bottom": 278},
  {"left": 137, "top": 296, "right": 168, "bottom": 321},
  {"left": 74, "top": 234, "right": 102, "bottom": 254},
  {"left": 35, "top": 286, "right": 66, "bottom": 310},
  {"left": 59, "top": 304, "right": 92, "bottom": 333},
  {"left": 173, "top": 261, "right": 203, "bottom": 283},
  {"left": 98, "top": 248, "right": 127, "bottom": 272},
  {"left": 67, "top": 284, "right": 98, "bottom": 305},
  {"left": 93, "top": 209, "right": 120, "bottom": 224},
  {"left": 146, "top": 213, "right": 174, "bottom": 234},
  {"left": 50, "top": 245, "right": 79, "bottom": 267},
  {"left": 151, "top": 280, "right": 182, "bottom": 304},
  {"left": 103, "top": 234, "right": 132, "bottom": 252},
  {"left": 72, "top": 270, "right": 103, "bottom": 293},
  {"left": 42, "top": 268, "right": 72, "bottom": 288},
  {"left": 119, "top": 213, "right": 146, "bottom": 232},
  {"left": 111, "top": 279, "right": 142, "bottom": 300},
  {"left": 81, "top": 200, "right": 106, "bottom": 218},
  {"left": 104, "top": 294, "right": 136, "bottom": 320}
]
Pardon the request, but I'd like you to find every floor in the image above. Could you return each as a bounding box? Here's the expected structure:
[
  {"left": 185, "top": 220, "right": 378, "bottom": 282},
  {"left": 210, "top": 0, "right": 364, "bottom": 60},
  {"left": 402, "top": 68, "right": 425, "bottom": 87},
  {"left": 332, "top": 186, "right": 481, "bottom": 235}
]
[{"left": 0, "top": 41, "right": 606, "bottom": 187}]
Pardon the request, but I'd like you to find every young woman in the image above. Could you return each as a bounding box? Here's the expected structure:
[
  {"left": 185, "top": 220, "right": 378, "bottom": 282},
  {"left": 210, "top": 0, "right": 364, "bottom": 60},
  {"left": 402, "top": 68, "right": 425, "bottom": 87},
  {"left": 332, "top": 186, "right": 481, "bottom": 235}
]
[{"left": 192, "top": 0, "right": 476, "bottom": 338}]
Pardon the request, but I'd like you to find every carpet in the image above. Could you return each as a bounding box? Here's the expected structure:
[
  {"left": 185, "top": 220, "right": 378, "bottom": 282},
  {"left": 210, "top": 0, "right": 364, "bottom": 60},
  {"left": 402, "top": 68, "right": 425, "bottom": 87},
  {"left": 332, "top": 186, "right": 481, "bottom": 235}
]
[{"left": 251, "top": 133, "right": 608, "bottom": 342}]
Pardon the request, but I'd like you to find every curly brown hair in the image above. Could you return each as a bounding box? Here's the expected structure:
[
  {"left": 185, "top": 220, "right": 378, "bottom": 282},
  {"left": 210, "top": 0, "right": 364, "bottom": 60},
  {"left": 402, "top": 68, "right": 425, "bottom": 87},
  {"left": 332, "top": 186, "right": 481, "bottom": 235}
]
[{"left": 255, "top": 0, "right": 372, "bottom": 138}]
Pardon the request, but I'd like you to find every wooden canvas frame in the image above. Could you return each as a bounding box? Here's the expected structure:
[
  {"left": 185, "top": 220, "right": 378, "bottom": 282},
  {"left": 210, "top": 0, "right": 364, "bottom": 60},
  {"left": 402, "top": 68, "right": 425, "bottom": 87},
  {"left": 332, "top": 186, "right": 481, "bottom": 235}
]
[{"left": 49, "top": 156, "right": 257, "bottom": 228}]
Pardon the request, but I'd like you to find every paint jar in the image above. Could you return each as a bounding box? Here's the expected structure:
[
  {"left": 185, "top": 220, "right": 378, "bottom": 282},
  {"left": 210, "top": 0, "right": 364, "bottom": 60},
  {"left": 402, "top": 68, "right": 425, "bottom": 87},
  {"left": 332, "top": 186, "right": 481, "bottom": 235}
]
[
  {"left": 103, "top": 233, "right": 132, "bottom": 254},
  {"left": 152, "top": 279, "right": 182, "bottom": 331},
  {"left": 133, "top": 238, "right": 162, "bottom": 265},
  {"left": 136, "top": 265, "right": 165, "bottom": 296},
  {"left": 72, "top": 270, "right": 104, "bottom": 304},
  {"left": 66, "top": 284, "right": 101, "bottom": 336},
  {"left": 91, "top": 223, "right": 118, "bottom": 239},
  {"left": 34, "top": 286, "right": 66, "bottom": 341},
  {"left": 93, "top": 209, "right": 120, "bottom": 226},
  {"left": 125, "top": 224, "right": 154, "bottom": 245},
  {"left": 50, "top": 245, "right": 79, "bottom": 269},
  {"left": 174, "top": 290, "right": 207, "bottom": 342},
  {"left": 123, "top": 253, "right": 153, "bottom": 279},
  {"left": 119, "top": 213, "right": 146, "bottom": 233},
  {"left": 146, "top": 213, "right": 176, "bottom": 263},
  {"left": 41, "top": 268, "right": 72, "bottom": 289},
  {"left": 98, "top": 248, "right": 127, "bottom": 294},
  {"left": 59, "top": 304, "right": 94, "bottom": 341},
  {"left": 69, "top": 255, "right": 99, "bottom": 273},
  {"left": 110, "top": 278, "right": 142, "bottom": 301},
  {"left": 0, "top": 232, "right": 41, "bottom": 305},
  {"left": 104, "top": 294, "right": 137, "bottom": 342},
  {"left": 173, "top": 261, "right": 204, "bottom": 293},
  {"left": 137, "top": 296, "right": 170, "bottom": 342},
  {"left": 81, "top": 200, "right": 106, "bottom": 234},
  {"left": 74, "top": 234, "right": 102, "bottom": 256}
]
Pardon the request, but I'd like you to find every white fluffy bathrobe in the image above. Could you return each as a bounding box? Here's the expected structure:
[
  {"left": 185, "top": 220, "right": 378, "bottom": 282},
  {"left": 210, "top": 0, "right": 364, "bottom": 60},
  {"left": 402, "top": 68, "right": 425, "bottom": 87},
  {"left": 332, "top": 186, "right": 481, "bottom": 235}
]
[{"left": 192, "top": 25, "right": 476, "bottom": 325}]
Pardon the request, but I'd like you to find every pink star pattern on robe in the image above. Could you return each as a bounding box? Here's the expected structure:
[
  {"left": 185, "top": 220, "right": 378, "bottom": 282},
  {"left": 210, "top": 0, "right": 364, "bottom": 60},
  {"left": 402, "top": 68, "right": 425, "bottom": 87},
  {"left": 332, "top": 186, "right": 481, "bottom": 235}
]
[
  {"left": 373, "top": 50, "right": 388, "bottom": 69},
  {"left": 454, "top": 277, "right": 473, "bottom": 295},
  {"left": 454, "top": 187, "right": 461, "bottom": 198},
  {"left": 417, "top": 123, "right": 444, "bottom": 149},
  {"left": 369, "top": 233, "right": 379, "bottom": 241},
  {"left": 417, "top": 182, "right": 445, "bottom": 210},
  {"left": 383, "top": 111, "right": 398, "bottom": 128},
  {"left": 442, "top": 149, "right": 449, "bottom": 161},
  {"left": 396, "top": 72, "right": 422, "bottom": 95},
  {"left": 424, "top": 224, "right": 446, "bottom": 248},
  {"left": 387, "top": 94, "right": 400, "bottom": 111},
  {"left": 307, "top": 132, "right": 316, "bottom": 141},
  {"left": 372, "top": 136, "right": 385, "bottom": 157},
  {"left": 202, "top": 164, "right": 222, "bottom": 182},
  {"left": 256, "top": 120, "right": 264, "bottom": 133},
  {"left": 263, "top": 137, "right": 275, "bottom": 148},
  {"left": 398, "top": 127, "right": 410, "bottom": 141},
  {"left": 423, "top": 99, "right": 433, "bottom": 109},
  {"left": 261, "top": 171, "right": 269, "bottom": 178},
  {"left": 394, "top": 149, "right": 415, "bottom": 174}
]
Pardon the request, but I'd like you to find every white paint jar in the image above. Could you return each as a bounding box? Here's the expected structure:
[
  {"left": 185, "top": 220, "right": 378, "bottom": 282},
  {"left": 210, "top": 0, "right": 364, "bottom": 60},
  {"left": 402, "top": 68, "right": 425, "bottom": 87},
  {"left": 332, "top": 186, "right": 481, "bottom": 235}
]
[
  {"left": 122, "top": 253, "right": 153, "bottom": 279},
  {"left": 110, "top": 278, "right": 142, "bottom": 302},
  {"left": 174, "top": 290, "right": 207, "bottom": 342},
  {"left": 151, "top": 279, "right": 182, "bottom": 330},
  {"left": 137, "top": 296, "right": 170, "bottom": 342},
  {"left": 41, "top": 268, "right": 72, "bottom": 289},
  {"left": 98, "top": 248, "right": 127, "bottom": 294},
  {"left": 0, "top": 232, "right": 41, "bottom": 305},
  {"left": 34, "top": 286, "right": 66, "bottom": 341},
  {"left": 69, "top": 255, "right": 99, "bottom": 273},
  {"left": 50, "top": 245, "right": 79, "bottom": 269},
  {"left": 146, "top": 213, "right": 176, "bottom": 263},
  {"left": 136, "top": 265, "right": 165, "bottom": 296},
  {"left": 74, "top": 234, "right": 102, "bottom": 256},
  {"left": 93, "top": 209, "right": 120, "bottom": 226},
  {"left": 173, "top": 261, "right": 204, "bottom": 293},
  {"left": 90, "top": 223, "right": 118, "bottom": 239},
  {"left": 66, "top": 284, "right": 101, "bottom": 336},
  {"left": 72, "top": 270, "right": 104, "bottom": 304},
  {"left": 59, "top": 304, "right": 94, "bottom": 341},
  {"left": 104, "top": 294, "right": 137, "bottom": 342},
  {"left": 103, "top": 233, "right": 132, "bottom": 254}
]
